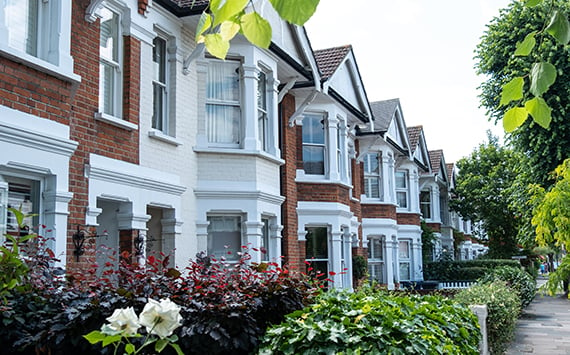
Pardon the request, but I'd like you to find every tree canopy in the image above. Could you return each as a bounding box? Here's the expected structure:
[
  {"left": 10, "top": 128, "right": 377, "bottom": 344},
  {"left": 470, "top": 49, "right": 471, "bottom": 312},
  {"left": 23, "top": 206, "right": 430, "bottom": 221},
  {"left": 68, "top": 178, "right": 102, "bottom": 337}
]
[
  {"left": 451, "top": 134, "right": 520, "bottom": 258},
  {"left": 475, "top": 0, "right": 570, "bottom": 187}
]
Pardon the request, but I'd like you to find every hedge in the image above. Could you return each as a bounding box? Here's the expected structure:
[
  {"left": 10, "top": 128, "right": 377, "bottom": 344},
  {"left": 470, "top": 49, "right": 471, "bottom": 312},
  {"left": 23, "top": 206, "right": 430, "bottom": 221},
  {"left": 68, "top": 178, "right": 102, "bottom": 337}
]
[{"left": 424, "top": 259, "right": 521, "bottom": 281}]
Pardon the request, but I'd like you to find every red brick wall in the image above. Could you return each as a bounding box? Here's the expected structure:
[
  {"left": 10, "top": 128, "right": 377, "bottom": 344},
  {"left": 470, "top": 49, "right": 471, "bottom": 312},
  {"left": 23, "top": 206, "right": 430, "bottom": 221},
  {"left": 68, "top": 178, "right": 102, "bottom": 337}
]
[
  {"left": 397, "top": 213, "right": 421, "bottom": 226},
  {"left": 297, "top": 183, "right": 350, "bottom": 204},
  {"left": 426, "top": 222, "right": 441, "bottom": 233},
  {"left": 362, "top": 204, "right": 397, "bottom": 219},
  {"left": 280, "top": 94, "right": 303, "bottom": 270}
]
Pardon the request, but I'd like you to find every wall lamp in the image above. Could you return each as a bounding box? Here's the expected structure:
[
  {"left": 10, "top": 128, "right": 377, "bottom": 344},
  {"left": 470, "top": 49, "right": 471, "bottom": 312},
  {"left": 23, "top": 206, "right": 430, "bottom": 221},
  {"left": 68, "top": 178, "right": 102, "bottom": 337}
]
[{"left": 72, "top": 225, "right": 108, "bottom": 261}]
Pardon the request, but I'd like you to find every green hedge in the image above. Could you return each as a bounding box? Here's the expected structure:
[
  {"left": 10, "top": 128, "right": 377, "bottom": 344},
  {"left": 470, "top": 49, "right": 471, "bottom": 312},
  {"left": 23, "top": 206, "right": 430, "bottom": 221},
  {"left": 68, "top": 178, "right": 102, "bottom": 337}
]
[
  {"left": 455, "top": 281, "right": 520, "bottom": 355},
  {"left": 479, "top": 266, "right": 536, "bottom": 309},
  {"left": 424, "top": 259, "right": 521, "bottom": 281},
  {"left": 258, "top": 289, "right": 481, "bottom": 354}
]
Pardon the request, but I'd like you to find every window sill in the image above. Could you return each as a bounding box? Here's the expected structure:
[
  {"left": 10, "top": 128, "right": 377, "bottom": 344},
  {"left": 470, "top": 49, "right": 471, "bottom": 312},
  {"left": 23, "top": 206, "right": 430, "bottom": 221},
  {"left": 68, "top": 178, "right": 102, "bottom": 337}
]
[
  {"left": 193, "top": 146, "right": 284, "bottom": 165},
  {"left": 148, "top": 130, "right": 183, "bottom": 146},
  {"left": 295, "top": 170, "right": 352, "bottom": 188},
  {"left": 0, "top": 45, "right": 81, "bottom": 84},
  {"left": 95, "top": 112, "right": 138, "bottom": 131}
]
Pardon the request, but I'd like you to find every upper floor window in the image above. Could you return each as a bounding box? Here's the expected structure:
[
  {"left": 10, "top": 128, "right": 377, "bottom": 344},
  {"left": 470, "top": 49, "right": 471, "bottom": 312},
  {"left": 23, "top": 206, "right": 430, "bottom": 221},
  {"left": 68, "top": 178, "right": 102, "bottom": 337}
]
[
  {"left": 302, "top": 114, "right": 325, "bottom": 175},
  {"left": 99, "top": 7, "right": 122, "bottom": 118},
  {"left": 206, "top": 59, "right": 241, "bottom": 145},
  {"left": 420, "top": 189, "right": 431, "bottom": 219},
  {"left": 395, "top": 170, "right": 408, "bottom": 209},
  {"left": 152, "top": 36, "right": 169, "bottom": 134},
  {"left": 364, "top": 153, "right": 382, "bottom": 199},
  {"left": 257, "top": 71, "right": 268, "bottom": 151},
  {"left": 5, "top": 0, "right": 39, "bottom": 57}
]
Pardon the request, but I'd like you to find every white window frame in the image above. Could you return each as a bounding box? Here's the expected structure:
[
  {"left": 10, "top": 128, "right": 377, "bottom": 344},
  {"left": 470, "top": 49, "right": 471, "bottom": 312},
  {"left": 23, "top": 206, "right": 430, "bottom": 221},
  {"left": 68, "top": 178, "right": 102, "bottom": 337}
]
[
  {"left": 420, "top": 189, "right": 431, "bottom": 219},
  {"left": 395, "top": 170, "right": 409, "bottom": 209},
  {"left": 302, "top": 113, "right": 326, "bottom": 175},
  {"left": 0, "top": 0, "right": 77, "bottom": 82},
  {"left": 305, "top": 226, "right": 329, "bottom": 278},
  {"left": 152, "top": 36, "right": 169, "bottom": 134},
  {"left": 367, "top": 236, "right": 385, "bottom": 283},
  {"left": 98, "top": 6, "right": 123, "bottom": 120},
  {"left": 363, "top": 153, "right": 382, "bottom": 199},
  {"left": 260, "top": 217, "right": 270, "bottom": 263},
  {"left": 257, "top": 70, "right": 269, "bottom": 151},
  {"left": 398, "top": 240, "right": 411, "bottom": 281}
]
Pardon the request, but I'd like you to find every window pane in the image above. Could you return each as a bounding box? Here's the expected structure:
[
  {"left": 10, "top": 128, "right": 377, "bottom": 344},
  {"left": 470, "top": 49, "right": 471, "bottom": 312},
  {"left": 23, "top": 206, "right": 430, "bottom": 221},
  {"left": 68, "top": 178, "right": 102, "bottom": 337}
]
[
  {"left": 153, "top": 37, "right": 166, "bottom": 83},
  {"left": 368, "top": 263, "right": 384, "bottom": 283},
  {"left": 258, "top": 111, "right": 267, "bottom": 150},
  {"left": 152, "top": 83, "right": 166, "bottom": 131},
  {"left": 420, "top": 190, "right": 431, "bottom": 218},
  {"left": 100, "top": 62, "right": 116, "bottom": 115},
  {"left": 397, "top": 191, "right": 407, "bottom": 208},
  {"left": 399, "top": 262, "right": 410, "bottom": 281},
  {"left": 302, "top": 146, "right": 325, "bottom": 175},
  {"left": 207, "top": 216, "right": 241, "bottom": 261},
  {"left": 395, "top": 171, "right": 407, "bottom": 188},
  {"left": 364, "top": 154, "right": 379, "bottom": 174},
  {"left": 207, "top": 61, "right": 240, "bottom": 102},
  {"left": 398, "top": 241, "right": 410, "bottom": 259},
  {"left": 365, "top": 177, "right": 380, "bottom": 198},
  {"left": 100, "top": 8, "right": 119, "bottom": 62},
  {"left": 206, "top": 104, "right": 240, "bottom": 144},
  {"left": 302, "top": 115, "right": 325, "bottom": 144},
  {"left": 6, "top": 180, "right": 39, "bottom": 234},
  {"left": 257, "top": 72, "right": 266, "bottom": 110},
  {"left": 5, "top": 0, "right": 38, "bottom": 56},
  {"left": 260, "top": 219, "right": 270, "bottom": 261},
  {"left": 306, "top": 227, "right": 328, "bottom": 259},
  {"left": 371, "top": 238, "right": 383, "bottom": 260}
]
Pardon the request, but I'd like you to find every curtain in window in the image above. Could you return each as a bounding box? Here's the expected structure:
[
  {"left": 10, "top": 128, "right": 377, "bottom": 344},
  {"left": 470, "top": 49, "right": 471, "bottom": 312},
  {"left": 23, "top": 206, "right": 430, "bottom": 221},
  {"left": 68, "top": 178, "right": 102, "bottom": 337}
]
[
  {"left": 207, "top": 61, "right": 240, "bottom": 144},
  {"left": 5, "top": 0, "right": 38, "bottom": 56}
]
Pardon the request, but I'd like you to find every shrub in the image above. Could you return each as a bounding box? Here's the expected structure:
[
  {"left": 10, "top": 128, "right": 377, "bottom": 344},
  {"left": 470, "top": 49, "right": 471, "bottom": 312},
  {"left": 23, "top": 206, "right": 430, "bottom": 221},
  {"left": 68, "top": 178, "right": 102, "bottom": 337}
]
[
  {"left": 258, "top": 289, "right": 481, "bottom": 354},
  {"left": 424, "top": 259, "right": 521, "bottom": 281},
  {"left": 455, "top": 280, "right": 520, "bottom": 355},
  {"left": 479, "top": 266, "right": 536, "bottom": 309}
]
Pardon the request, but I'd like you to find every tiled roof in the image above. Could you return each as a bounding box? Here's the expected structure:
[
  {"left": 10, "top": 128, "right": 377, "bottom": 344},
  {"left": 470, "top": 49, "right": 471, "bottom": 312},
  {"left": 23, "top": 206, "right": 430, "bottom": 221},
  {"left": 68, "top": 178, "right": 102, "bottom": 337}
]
[
  {"left": 429, "top": 150, "right": 444, "bottom": 174},
  {"left": 314, "top": 45, "right": 352, "bottom": 80},
  {"left": 407, "top": 126, "right": 422, "bottom": 153},
  {"left": 446, "top": 163, "right": 454, "bottom": 182},
  {"left": 369, "top": 98, "right": 400, "bottom": 131}
]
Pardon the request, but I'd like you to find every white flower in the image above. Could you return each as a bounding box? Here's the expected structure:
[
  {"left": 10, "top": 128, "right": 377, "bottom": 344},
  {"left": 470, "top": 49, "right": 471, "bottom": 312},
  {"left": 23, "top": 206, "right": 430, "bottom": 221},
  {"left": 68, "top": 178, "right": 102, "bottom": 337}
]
[
  {"left": 102, "top": 307, "right": 141, "bottom": 336},
  {"left": 139, "top": 298, "right": 182, "bottom": 339}
]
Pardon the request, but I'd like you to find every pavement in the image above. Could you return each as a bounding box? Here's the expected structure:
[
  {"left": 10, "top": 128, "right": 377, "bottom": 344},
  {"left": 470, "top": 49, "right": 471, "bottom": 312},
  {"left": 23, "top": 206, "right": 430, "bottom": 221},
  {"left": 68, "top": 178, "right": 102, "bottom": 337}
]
[{"left": 506, "top": 277, "right": 570, "bottom": 355}]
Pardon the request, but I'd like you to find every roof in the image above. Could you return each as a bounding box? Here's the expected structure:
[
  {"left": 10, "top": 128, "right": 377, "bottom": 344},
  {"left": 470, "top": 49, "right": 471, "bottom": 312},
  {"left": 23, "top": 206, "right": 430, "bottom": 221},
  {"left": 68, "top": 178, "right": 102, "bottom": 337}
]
[
  {"left": 369, "top": 99, "right": 400, "bottom": 131},
  {"left": 167, "top": 0, "right": 208, "bottom": 7},
  {"left": 446, "top": 163, "right": 455, "bottom": 182},
  {"left": 429, "top": 150, "right": 444, "bottom": 174},
  {"left": 407, "top": 126, "right": 422, "bottom": 153},
  {"left": 314, "top": 45, "right": 352, "bottom": 80}
]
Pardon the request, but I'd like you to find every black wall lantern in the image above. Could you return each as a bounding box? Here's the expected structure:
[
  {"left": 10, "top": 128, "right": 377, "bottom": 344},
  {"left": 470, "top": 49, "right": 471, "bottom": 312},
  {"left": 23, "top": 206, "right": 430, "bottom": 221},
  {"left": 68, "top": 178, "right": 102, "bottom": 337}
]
[{"left": 72, "top": 226, "right": 108, "bottom": 261}]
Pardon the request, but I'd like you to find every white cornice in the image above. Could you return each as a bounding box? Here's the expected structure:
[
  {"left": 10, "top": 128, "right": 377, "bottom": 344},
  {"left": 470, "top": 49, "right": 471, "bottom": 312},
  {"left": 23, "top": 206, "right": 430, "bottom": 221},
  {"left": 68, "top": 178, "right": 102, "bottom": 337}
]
[
  {"left": 0, "top": 122, "right": 77, "bottom": 157},
  {"left": 194, "top": 190, "right": 285, "bottom": 205}
]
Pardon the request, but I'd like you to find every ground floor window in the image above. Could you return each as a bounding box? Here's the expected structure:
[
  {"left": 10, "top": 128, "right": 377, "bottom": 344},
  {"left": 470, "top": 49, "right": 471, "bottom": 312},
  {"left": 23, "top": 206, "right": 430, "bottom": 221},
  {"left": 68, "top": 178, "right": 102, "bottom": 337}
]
[
  {"left": 207, "top": 216, "right": 242, "bottom": 261},
  {"left": 305, "top": 227, "right": 328, "bottom": 279},
  {"left": 3, "top": 177, "right": 40, "bottom": 236},
  {"left": 367, "top": 237, "right": 385, "bottom": 283},
  {"left": 260, "top": 218, "right": 270, "bottom": 263},
  {"left": 398, "top": 240, "right": 411, "bottom": 281}
]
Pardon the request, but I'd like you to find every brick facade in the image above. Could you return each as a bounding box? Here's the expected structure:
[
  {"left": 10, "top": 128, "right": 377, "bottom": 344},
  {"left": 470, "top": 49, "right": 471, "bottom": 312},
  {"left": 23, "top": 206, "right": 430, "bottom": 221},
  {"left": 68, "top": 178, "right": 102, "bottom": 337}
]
[
  {"left": 297, "top": 183, "right": 350, "bottom": 204},
  {"left": 362, "top": 204, "right": 397, "bottom": 219},
  {"left": 426, "top": 222, "right": 441, "bottom": 233},
  {"left": 397, "top": 213, "right": 421, "bottom": 226}
]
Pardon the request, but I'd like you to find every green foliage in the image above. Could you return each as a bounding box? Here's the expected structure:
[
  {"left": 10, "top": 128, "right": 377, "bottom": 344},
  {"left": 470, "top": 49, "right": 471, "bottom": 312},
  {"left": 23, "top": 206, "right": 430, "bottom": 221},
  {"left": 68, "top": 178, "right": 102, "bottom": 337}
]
[
  {"left": 542, "top": 254, "right": 570, "bottom": 296},
  {"left": 476, "top": 0, "right": 570, "bottom": 188},
  {"left": 479, "top": 266, "right": 536, "bottom": 309},
  {"left": 351, "top": 254, "right": 367, "bottom": 282},
  {"left": 421, "top": 221, "right": 437, "bottom": 264},
  {"left": 450, "top": 134, "right": 520, "bottom": 258},
  {"left": 456, "top": 281, "right": 520, "bottom": 355},
  {"left": 197, "top": 0, "right": 320, "bottom": 58},
  {"left": 424, "top": 259, "right": 521, "bottom": 281},
  {"left": 258, "top": 289, "right": 481, "bottom": 355}
]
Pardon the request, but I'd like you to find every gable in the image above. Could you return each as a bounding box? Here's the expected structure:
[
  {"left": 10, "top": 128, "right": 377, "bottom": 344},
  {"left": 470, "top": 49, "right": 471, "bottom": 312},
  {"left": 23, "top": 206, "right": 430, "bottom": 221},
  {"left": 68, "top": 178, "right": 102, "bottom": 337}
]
[
  {"left": 385, "top": 107, "right": 410, "bottom": 154},
  {"left": 414, "top": 132, "right": 431, "bottom": 171}
]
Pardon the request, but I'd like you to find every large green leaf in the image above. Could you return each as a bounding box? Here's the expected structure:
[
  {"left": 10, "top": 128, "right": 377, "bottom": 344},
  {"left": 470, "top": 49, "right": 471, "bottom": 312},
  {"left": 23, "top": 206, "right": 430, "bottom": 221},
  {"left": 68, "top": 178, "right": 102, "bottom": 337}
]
[
  {"left": 195, "top": 12, "right": 212, "bottom": 41},
  {"left": 503, "top": 107, "right": 528, "bottom": 132},
  {"left": 514, "top": 31, "right": 536, "bottom": 56},
  {"left": 204, "top": 33, "right": 230, "bottom": 59},
  {"left": 83, "top": 331, "right": 106, "bottom": 344},
  {"left": 500, "top": 77, "right": 524, "bottom": 106},
  {"left": 546, "top": 10, "right": 570, "bottom": 45},
  {"left": 211, "top": 0, "right": 248, "bottom": 27},
  {"left": 525, "top": 97, "right": 552, "bottom": 129},
  {"left": 529, "top": 62, "right": 556, "bottom": 97},
  {"left": 219, "top": 20, "right": 240, "bottom": 41},
  {"left": 241, "top": 12, "right": 272, "bottom": 48},
  {"left": 269, "top": 0, "right": 320, "bottom": 25}
]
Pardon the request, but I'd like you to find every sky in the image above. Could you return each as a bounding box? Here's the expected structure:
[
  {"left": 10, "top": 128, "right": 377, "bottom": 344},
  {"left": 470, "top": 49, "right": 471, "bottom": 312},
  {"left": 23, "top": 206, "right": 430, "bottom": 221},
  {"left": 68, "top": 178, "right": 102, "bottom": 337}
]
[{"left": 305, "top": 0, "right": 512, "bottom": 163}]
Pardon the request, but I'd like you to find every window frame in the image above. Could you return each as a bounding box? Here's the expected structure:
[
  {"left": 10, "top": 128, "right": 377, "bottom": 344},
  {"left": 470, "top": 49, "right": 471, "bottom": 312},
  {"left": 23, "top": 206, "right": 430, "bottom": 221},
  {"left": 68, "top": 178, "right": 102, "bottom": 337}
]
[
  {"left": 363, "top": 153, "right": 382, "bottom": 199},
  {"left": 302, "top": 113, "right": 326, "bottom": 175},
  {"left": 207, "top": 215, "right": 243, "bottom": 262},
  {"left": 257, "top": 70, "right": 268, "bottom": 152},
  {"left": 305, "top": 226, "right": 329, "bottom": 279},
  {"left": 398, "top": 240, "right": 411, "bottom": 281},
  {"left": 395, "top": 170, "right": 409, "bottom": 209},
  {"left": 420, "top": 189, "right": 431, "bottom": 219},
  {"left": 367, "top": 236, "right": 385, "bottom": 283},
  {"left": 152, "top": 36, "right": 169, "bottom": 134},
  {"left": 98, "top": 6, "right": 123, "bottom": 119}
]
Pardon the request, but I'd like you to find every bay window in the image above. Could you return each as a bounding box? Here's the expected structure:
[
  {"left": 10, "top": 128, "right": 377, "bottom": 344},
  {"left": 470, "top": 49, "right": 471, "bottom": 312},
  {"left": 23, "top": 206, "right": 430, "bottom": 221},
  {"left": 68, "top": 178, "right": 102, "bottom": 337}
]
[
  {"left": 99, "top": 7, "right": 122, "bottom": 118},
  {"left": 364, "top": 153, "right": 382, "bottom": 199},
  {"left": 206, "top": 59, "right": 241, "bottom": 145},
  {"left": 395, "top": 170, "right": 408, "bottom": 208},
  {"left": 302, "top": 114, "right": 326, "bottom": 175}
]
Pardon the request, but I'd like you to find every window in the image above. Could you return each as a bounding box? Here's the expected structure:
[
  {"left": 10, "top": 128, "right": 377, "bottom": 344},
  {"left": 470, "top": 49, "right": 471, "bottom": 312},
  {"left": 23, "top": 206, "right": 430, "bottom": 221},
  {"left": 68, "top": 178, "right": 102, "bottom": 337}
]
[
  {"left": 206, "top": 59, "right": 241, "bottom": 145},
  {"left": 398, "top": 240, "right": 411, "bottom": 281},
  {"left": 368, "top": 237, "right": 385, "bottom": 283},
  {"left": 364, "top": 153, "right": 382, "bottom": 199},
  {"left": 5, "top": 178, "right": 40, "bottom": 236},
  {"left": 336, "top": 124, "right": 342, "bottom": 174},
  {"left": 420, "top": 190, "right": 431, "bottom": 219},
  {"left": 5, "top": 0, "right": 38, "bottom": 57},
  {"left": 207, "top": 216, "right": 242, "bottom": 261},
  {"left": 152, "top": 37, "right": 168, "bottom": 133},
  {"left": 99, "top": 7, "right": 122, "bottom": 118},
  {"left": 395, "top": 171, "right": 408, "bottom": 208},
  {"left": 257, "top": 71, "right": 268, "bottom": 151},
  {"left": 302, "top": 114, "right": 325, "bottom": 175},
  {"left": 260, "top": 218, "right": 270, "bottom": 262},
  {"left": 305, "top": 227, "right": 328, "bottom": 279}
]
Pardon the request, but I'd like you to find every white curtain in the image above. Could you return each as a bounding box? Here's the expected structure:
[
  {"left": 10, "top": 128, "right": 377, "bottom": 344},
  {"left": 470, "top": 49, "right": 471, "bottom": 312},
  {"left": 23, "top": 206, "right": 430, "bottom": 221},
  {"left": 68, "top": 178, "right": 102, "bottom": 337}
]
[{"left": 207, "top": 61, "right": 240, "bottom": 144}]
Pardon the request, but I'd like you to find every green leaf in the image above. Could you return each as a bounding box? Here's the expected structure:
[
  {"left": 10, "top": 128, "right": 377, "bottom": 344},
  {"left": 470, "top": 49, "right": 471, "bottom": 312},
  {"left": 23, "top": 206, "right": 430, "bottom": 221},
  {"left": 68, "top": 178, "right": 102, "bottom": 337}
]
[
  {"left": 503, "top": 107, "right": 528, "bottom": 132},
  {"left": 125, "top": 343, "right": 136, "bottom": 354},
  {"left": 525, "top": 0, "right": 543, "bottom": 6},
  {"left": 529, "top": 62, "right": 556, "bottom": 97},
  {"left": 546, "top": 10, "right": 570, "bottom": 45},
  {"left": 170, "top": 343, "right": 185, "bottom": 355},
  {"left": 240, "top": 12, "right": 272, "bottom": 48},
  {"left": 102, "top": 334, "right": 122, "bottom": 347},
  {"left": 155, "top": 338, "right": 169, "bottom": 352},
  {"left": 204, "top": 33, "right": 230, "bottom": 59},
  {"left": 196, "top": 12, "right": 212, "bottom": 41},
  {"left": 269, "top": 0, "right": 320, "bottom": 25},
  {"left": 525, "top": 97, "right": 552, "bottom": 129},
  {"left": 219, "top": 20, "right": 240, "bottom": 42},
  {"left": 500, "top": 77, "right": 524, "bottom": 106},
  {"left": 211, "top": 0, "right": 248, "bottom": 27},
  {"left": 514, "top": 32, "right": 536, "bottom": 56},
  {"left": 83, "top": 331, "right": 106, "bottom": 344}
]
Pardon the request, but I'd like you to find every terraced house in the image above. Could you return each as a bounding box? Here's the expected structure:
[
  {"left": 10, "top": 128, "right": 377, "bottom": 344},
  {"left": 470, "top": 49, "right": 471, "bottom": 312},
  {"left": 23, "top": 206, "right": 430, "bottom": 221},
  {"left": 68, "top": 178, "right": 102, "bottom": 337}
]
[{"left": 0, "top": 0, "right": 484, "bottom": 288}]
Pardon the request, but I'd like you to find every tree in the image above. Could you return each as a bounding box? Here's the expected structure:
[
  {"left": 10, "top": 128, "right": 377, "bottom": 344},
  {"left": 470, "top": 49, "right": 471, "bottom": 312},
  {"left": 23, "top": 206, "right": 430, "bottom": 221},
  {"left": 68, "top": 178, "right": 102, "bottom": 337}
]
[
  {"left": 450, "top": 133, "right": 520, "bottom": 259},
  {"left": 476, "top": 0, "right": 570, "bottom": 187},
  {"left": 531, "top": 159, "right": 570, "bottom": 295},
  {"left": 195, "top": 0, "right": 320, "bottom": 59}
]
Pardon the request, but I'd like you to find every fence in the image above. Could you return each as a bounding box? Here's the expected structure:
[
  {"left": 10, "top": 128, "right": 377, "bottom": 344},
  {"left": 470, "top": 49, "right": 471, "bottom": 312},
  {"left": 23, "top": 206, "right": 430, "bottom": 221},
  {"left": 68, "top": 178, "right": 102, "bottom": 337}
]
[{"left": 437, "top": 280, "right": 477, "bottom": 289}]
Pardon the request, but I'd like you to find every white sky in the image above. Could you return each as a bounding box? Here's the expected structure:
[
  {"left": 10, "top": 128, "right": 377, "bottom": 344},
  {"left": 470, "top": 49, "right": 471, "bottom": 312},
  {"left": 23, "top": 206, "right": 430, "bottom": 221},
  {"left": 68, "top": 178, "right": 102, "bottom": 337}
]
[{"left": 305, "top": 0, "right": 512, "bottom": 163}]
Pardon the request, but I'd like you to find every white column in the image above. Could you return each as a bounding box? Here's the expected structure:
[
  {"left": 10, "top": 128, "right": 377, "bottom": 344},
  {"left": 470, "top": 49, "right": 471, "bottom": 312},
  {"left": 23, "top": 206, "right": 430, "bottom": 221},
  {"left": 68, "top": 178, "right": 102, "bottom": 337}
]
[
  {"left": 382, "top": 152, "right": 395, "bottom": 204},
  {"left": 342, "top": 229, "right": 353, "bottom": 291},
  {"left": 412, "top": 236, "right": 423, "bottom": 281},
  {"left": 269, "top": 224, "right": 283, "bottom": 266},
  {"left": 385, "top": 235, "right": 397, "bottom": 289},
  {"left": 245, "top": 220, "right": 263, "bottom": 263},
  {"left": 242, "top": 65, "right": 259, "bottom": 150},
  {"left": 195, "top": 220, "right": 209, "bottom": 256},
  {"left": 410, "top": 168, "right": 420, "bottom": 214},
  {"left": 267, "top": 74, "right": 280, "bottom": 157},
  {"left": 327, "top": 115, "right": 340, "bottom": 181},
  {"left": 431, "top": 185, "right": 441, "bottom": 223},
  {"left": 330, "top": 230, "right": 343, "bottom": 287}
]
